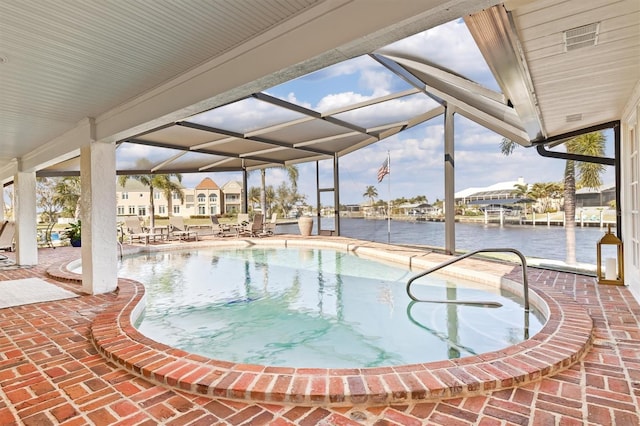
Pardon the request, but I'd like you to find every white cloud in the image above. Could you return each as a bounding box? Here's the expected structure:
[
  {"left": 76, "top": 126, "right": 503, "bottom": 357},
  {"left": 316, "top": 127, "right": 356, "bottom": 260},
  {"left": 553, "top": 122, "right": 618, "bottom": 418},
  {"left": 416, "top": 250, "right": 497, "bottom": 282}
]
[
  {"left": 316, "top": 91, "right": 371, "bottom": 111},
  {"left": 152, "top": 18, "right": 616, "bottom": 208},
  {"left": 381, "top": 20, "right": 497, "bottom": 89}
]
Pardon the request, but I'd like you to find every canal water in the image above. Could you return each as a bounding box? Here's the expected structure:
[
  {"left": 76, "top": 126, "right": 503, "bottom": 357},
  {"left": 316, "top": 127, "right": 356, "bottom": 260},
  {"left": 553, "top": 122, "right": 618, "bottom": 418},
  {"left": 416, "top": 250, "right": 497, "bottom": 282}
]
[{"left": 276, "top": 217, "right": 608, "bottom": 265}]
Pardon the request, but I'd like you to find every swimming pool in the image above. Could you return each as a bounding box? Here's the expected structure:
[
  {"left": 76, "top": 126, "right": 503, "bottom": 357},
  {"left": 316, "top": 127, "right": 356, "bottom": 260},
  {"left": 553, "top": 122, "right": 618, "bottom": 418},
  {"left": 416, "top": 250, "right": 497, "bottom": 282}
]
[{"left": 123, "top": 245, "right": 544, "bottom": 368}]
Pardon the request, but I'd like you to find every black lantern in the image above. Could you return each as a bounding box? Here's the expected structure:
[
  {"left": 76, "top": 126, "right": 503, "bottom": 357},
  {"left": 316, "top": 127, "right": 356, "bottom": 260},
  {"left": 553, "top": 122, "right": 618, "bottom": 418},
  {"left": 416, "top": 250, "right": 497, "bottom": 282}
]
[{"left": 596, "top": 225, "right": 624, "bottom": 285}]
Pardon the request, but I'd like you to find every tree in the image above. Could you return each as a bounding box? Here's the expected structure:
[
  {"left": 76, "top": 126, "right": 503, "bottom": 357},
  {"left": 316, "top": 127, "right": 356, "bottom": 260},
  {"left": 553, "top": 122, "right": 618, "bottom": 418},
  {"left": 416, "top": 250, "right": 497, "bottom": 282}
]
[
  {"left": 118, "top": 172, "right": 183, "bottom": 228},
  {"left": 36, "top": 177, "right": 62, "bottom": 223},
  {"left": 260, "top": 169, "right": 267, "bottom": 216},
  {"left": 285, "top": 165, "right": 299, "bottom": 192},
  {"left": 563, "top": 132, "right": 606, "bottom": 264},
  {"left": 2, "top": 186, "right": 13, "bottom": 220},
  {"left": 154, "top": 175, "right": 183, "bottom": 217},
  {"left": 273, "top": 182, "right": 305, "bottom": 218},
  {"left": 512, "top": 182, "right": 530, "bottom": 215},
  {"left": 53, "top": 177, "right": 81, "bottom": 219},
  {"left": 256, "top": 164, "right": 298, "bottom": 217},
  {"left": 528, "top": 182, "right": 562, "bottom": 213},
  {"left": 265, "top": 185, "right": 276, "bottom": 215},
  {"left": 363, "top": 185, "right": 378, "bottom": 206},
  {"left": 411, "top": 195, "right": 428, "bottom": 204},
  {"left": 248, "top": 186, "right": 261, "bottom": 211},
  {"left": 501, "top": 132, "right": 605, "bottom": 264}
]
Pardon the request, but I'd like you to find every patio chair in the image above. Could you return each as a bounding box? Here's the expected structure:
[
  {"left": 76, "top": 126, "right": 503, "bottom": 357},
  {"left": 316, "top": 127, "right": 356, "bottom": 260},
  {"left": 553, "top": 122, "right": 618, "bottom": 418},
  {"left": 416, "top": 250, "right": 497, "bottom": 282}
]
[
  {"left": 169, "top": 217, "right": 198, "bottom": 241},
  {"left": 0, "top": 221, "right": 15, "bottom": 252},
  {"left": 210, "top": 215, "right": 234, "bottom": 237},
  {"left": 237, "top": 214, "right": 267, "bottom": 237},
  {"left": 122, "top": 217, "right": 160, "bottom": 245},
  {"left": 262, "top": 213, "right": 278, "bottom": 235}
]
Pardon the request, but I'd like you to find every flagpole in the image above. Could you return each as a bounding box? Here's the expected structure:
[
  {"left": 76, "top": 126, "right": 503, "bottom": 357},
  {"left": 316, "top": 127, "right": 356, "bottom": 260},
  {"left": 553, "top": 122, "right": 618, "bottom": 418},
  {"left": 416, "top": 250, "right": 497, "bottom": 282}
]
[{"left": 387, "top": 151, "right": 391, "bottom": 244}]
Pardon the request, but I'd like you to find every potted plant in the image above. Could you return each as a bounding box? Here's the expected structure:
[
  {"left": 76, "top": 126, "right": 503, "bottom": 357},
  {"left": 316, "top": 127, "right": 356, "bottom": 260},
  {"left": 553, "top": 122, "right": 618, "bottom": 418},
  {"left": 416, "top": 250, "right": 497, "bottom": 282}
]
[{"left": 65, "top": 220, "right": 81, "bottom": 247}]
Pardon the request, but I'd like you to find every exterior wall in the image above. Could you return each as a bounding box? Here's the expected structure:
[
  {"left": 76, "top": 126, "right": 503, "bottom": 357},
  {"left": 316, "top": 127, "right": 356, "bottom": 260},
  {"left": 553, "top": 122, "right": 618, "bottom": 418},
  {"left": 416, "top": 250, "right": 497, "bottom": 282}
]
[
  {"left": 116, "top": 187, "right": 189, "bottom": 219},
  {"left": 116, "top": 188, "right": 157, "bottom": 218},
  {"left": 221, "top": 181, "right": 242, "bottom": 214},
  {"left": 116, "top": 180, "right": 239, "bottom": 219},
  {"left": 622, "top": 81, "right": 640, "bottom": 303},
  {"left": 193, "top": 187, "right": 223, "bottom": 216}
]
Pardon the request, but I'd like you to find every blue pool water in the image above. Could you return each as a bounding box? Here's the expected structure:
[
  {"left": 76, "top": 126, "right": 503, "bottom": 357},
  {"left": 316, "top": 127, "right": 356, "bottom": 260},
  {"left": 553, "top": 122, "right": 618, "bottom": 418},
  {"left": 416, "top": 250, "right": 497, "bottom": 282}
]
[{"left": 126, "top": 246, "right": 543, "bottom": 368}]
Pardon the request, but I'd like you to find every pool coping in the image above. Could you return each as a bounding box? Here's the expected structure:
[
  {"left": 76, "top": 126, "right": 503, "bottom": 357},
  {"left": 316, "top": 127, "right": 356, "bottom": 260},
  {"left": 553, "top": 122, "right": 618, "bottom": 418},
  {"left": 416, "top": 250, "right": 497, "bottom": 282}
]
[{"left": 48, "top": 237, "right": 594, "bottom": 407}]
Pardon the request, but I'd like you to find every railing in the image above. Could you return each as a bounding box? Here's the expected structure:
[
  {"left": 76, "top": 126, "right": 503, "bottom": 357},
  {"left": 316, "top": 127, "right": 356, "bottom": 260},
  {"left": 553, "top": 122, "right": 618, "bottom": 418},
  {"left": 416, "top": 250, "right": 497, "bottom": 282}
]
[{"left": 406, "top": 248, "right": 529, "bottom": 312}]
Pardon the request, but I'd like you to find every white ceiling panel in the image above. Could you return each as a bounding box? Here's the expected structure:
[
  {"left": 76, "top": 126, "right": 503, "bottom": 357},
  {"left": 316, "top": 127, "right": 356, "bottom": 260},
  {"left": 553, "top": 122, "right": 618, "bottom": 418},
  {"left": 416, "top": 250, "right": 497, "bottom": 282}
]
[{"left": 506, "top": 0, "right": 640, "bottom": 137}]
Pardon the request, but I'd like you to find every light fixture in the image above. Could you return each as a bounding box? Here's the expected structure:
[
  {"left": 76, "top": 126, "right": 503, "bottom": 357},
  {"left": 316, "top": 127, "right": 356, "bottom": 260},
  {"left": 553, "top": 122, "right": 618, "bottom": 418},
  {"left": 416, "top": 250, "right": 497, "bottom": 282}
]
[{"left": 596, "top": 225, "right": 624, "bottom": 285}]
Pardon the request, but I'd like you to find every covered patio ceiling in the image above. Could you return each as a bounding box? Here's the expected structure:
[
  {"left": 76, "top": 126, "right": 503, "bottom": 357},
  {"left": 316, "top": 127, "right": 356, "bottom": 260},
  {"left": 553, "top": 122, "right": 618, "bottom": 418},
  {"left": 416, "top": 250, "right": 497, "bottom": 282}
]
[
  {"left": 40, "top": 49, "right": 523, "bottom": 176},
  {"left": 2, "top": 0, "right": 638, "bottom": 180}
]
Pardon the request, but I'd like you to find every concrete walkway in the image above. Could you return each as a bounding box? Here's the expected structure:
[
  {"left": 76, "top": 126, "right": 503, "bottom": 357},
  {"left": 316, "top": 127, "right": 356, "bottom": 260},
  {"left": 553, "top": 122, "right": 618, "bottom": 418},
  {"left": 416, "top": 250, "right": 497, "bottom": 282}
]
[{"left": 0, "top": 243, "right": 638, "bottom": 425}]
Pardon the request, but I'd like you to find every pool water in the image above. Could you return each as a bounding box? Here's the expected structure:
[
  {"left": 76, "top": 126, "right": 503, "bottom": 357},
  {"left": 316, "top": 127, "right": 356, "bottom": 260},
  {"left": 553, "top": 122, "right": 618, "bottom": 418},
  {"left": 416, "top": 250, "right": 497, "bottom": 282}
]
[{"left": 124, "top": 247, "right": 544, "bottom": 368}]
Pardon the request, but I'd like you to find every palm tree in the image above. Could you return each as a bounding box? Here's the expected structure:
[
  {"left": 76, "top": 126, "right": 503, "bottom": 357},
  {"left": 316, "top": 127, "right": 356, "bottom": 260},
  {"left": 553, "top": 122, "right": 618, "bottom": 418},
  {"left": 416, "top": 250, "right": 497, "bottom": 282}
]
[
  {"left": 511, "top": 182, "right": 530, "bottom": 216},
  {"left": 527, "top": 181, "right": 563, "bottom": 213},
  {"left": 501, "top": 132, "right": 605, "bottom": 263},
  {"left": 265, "top": 185, "right": 276, "bottom": 215},
  {"left": 363, "top": 185, "right": 378, "bottom": 207},
  {"left": 248, "top": 186, "right": 261, "bottom": 212},
  {"left": 563, "top": 132, "right": 606, "bottom": 263},
  {"left": 118, "top": 172, "right": 183, "bottom": 228},
  {"left": 154, "top": 174, "right": 183, "bottom": 217},
  {"left": 259, "top": 169, "right": 266, "bottom": 216},
  {"left": 285, "top": 165, "right": 299, "bottom": 192}
]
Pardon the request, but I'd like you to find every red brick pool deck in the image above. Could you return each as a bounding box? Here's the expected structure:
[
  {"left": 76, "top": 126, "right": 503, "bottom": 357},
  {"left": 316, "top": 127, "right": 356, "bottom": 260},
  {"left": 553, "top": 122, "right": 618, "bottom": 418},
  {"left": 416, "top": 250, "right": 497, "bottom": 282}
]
[{"left": 1, "top": 239, "right": 639, "bottom": 425}]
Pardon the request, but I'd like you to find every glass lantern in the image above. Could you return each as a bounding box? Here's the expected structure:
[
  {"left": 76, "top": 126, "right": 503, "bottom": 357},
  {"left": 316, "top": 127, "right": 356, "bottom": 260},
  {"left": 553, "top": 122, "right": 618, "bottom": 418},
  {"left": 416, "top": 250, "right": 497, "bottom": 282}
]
[{"left": 596, "top": 225, "right": 624, "bottom": 285}]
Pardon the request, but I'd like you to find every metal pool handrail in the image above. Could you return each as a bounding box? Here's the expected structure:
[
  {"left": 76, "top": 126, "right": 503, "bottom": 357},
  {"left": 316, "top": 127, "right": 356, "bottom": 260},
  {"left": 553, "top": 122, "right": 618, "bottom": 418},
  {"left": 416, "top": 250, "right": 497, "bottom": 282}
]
[{"left": 406, "top": 248, "right": 529, "bottom": 312}]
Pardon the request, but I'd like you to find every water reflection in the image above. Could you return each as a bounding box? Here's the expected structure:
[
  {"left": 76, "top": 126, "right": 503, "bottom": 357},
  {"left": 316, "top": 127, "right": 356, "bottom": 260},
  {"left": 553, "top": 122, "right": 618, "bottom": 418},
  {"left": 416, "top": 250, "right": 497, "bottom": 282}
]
[
  {"left": 125, "top": 246, "right": 543, "bottom": 368},
  {"left": 276, "top": 217, "right": 605, "bottom": 265}
]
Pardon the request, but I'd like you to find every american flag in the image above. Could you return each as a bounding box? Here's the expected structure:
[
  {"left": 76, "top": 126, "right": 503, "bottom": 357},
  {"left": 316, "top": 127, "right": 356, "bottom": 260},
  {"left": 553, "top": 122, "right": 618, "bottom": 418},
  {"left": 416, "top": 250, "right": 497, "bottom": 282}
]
[{"left": 377, "top": 157, "right": 390, "bottom": 183}]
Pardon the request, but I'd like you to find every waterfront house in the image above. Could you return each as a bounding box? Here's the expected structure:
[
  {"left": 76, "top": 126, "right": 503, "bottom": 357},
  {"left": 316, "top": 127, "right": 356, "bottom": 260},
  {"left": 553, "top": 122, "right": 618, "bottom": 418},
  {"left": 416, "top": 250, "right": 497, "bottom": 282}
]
[{"left": 116, "top": 177, "right": 238, "bottom": 220}]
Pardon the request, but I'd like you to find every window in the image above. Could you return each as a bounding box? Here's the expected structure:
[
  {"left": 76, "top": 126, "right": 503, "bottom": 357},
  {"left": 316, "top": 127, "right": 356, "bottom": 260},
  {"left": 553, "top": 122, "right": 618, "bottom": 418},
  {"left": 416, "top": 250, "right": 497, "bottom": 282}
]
[
  {"left": 128, "top": 206, "right": 136, "bottom": 215},
  {"left": 209, "top": 194, "right": 217, "bottom": 203},
  {"left": 198, "top": 205, "right": 206, "bottom": 215},
  {"left": 117, "top": 206, "right": 125, "bottom": 215},
  {"left": 122, "top": 192, "right": 128, "bottom": 200},
  {"left": 173, "top": 205, "right": 180, "bottom": 214},
  {"left": 172, "top": 191, "right": 181, "bottom": 200},
  {"left": 138, "top": 206, "right": 146, "bottom": 216},
  {"left": 158, "top": 205, "right": 166, "bottom": 215},
  {"left": 154, "top": 192, "right": 161, "bottom": 200},
  {"left": 197, "top": 193, "right": 206, "bottom": 203},
  {"left": 210, "top": 205, "right": 218, "bottom": 215}
]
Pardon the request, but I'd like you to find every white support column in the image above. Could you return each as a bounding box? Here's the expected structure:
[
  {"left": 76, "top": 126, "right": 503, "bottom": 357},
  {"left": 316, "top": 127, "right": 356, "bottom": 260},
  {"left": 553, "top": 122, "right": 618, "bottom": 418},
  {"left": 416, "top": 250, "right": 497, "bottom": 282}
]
[
  {"left": 80, "top": 141, "right": 118, "bottom": 294},
  {"left": 14, "top": 172, "right": 38, "bottom": 265},
  {"left": 0, "top": 187, "right": 4, "bottom": 222},
  {"left": 444, "top": 106, "right": 455, "bottom": 254}
]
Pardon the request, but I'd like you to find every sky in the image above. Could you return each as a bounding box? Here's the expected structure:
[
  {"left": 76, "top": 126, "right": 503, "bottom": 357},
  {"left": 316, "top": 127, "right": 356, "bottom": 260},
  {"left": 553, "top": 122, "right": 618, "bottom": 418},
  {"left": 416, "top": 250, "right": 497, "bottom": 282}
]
[{"left": 176, "top": 19, "right": 616, "bottom": 206}]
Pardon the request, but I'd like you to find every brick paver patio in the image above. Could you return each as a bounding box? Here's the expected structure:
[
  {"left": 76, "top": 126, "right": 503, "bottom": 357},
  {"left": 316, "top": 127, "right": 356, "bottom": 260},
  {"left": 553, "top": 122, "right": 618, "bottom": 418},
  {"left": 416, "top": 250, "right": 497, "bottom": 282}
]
[{"left": 0, "top": 240, "right": 638, "bottom": 425}]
